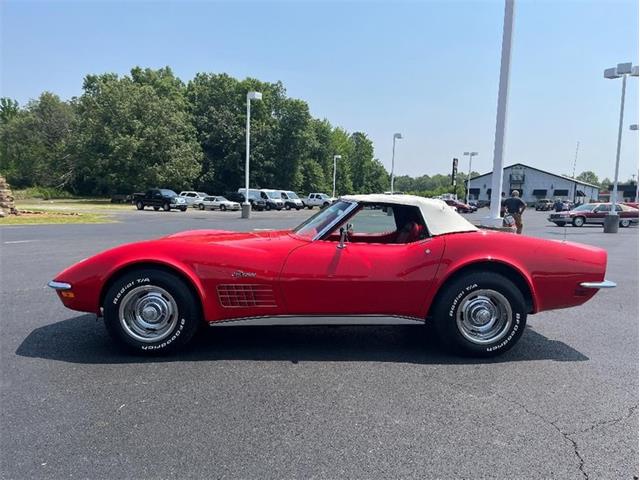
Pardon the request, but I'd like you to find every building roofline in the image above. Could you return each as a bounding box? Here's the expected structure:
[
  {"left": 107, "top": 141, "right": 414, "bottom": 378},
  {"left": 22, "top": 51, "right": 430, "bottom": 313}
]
[{"left": 467, "top": 163, "right": 600, "bottom": 189}]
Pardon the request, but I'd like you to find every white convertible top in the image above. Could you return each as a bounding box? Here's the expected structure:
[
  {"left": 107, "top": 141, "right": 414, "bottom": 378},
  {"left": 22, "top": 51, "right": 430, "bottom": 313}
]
[{"left": 340, "top": 194, "right": 478, "bottom": 236}]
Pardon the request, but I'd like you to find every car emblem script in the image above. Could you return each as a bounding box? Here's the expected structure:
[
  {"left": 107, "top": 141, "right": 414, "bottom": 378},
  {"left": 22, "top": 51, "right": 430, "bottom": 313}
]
[{"left": 232, "top": 270, "right": 257, "bottom": 278}]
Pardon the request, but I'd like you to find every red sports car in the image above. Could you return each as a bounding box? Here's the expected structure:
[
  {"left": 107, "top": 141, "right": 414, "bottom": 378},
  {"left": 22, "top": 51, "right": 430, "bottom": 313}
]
[{"left": 49, "top": 195, "right": 615, "bottom": 357}]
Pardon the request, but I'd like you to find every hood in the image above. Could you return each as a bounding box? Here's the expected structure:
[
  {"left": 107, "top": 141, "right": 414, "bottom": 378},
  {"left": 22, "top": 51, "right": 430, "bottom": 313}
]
[{"left": 162, "top": 229, "right": 291, "bottom": 244}]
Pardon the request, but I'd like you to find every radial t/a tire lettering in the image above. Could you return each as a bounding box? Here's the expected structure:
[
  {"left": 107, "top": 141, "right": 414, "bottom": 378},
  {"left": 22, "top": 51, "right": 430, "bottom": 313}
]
[
  {"left": 103, "top": 269, "right": 201, "bottom": 354},
  {"left": 432, "top": 272, "right": 527, "bottom": 357}
]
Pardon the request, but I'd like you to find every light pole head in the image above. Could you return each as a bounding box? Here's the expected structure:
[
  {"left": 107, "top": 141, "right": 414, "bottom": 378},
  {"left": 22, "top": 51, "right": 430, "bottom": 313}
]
[
  {"left": 616, "top": 63, "right": 633, "bottom": 75},
  {"left": 631, "top": 124, "right": 639, "bottom": 131},
  {"left": 334, "top": 155, "right": 342, "bottom": 160},
  {"left": 604, "top": 67, "right": 621, "bottom": 79},
  {"left": 393, "top": 133, "right": 403, "bottom": 140},
  {"left": 247, "top": 91, "right": 262, "bottom": 100},
  {"left": 632, "top": 66, "right": 639, "bottom": 78}
]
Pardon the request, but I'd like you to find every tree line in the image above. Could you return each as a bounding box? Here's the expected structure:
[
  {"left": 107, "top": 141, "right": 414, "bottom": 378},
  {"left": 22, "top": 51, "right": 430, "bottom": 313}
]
[{"left": 0, "top": 67, "right": 394, "bottom": 197}]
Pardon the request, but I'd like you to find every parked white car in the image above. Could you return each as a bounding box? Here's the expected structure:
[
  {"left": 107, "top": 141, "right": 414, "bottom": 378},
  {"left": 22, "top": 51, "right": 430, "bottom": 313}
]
[
  {"left": 179, "top": 191, "right": 208, "bottom": 207},
  {"left": 305, "top": 193, "right": 335, "bottom": 209},
  {"left": 194, "top": 196, "right": 241, "bottom": 211},
  {"left": 279, "top": 190, "right": 305, "bottom": 210}
]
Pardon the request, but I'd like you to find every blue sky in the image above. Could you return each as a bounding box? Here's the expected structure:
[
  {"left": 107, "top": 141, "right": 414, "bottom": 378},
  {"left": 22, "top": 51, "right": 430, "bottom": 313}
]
[{"left": 2, "top": 0, "right": 638, "bottom": 181}]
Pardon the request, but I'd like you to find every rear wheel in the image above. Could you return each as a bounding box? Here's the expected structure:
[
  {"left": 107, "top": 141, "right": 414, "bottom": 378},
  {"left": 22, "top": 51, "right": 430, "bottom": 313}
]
[
  {"left": 322, "top": 202, "right": 330, "bottom": 208},
  {"left": 163, "top": 202, "right": 170, "bottom": 212},
  {"left": 103, "top": 269, "right": 201, "bottom": 354},
  {"left": 432, "top": 272, "right": 527, "bottom": 357},
  {"left": 220, "top": 204, "right": 227, "bottom": 211},
  {"left": 572, "top": 216, "right": 585, "bottom": 227},
  {"left": 136, "top": 201, "right": 144, "bottom": 210},
  {"left": 620, "top": 219, "right": 631, "bottom": 228},
  {"left": 198, "top": 204, "right": 205, "bottom": 210},
  {"left": 285, "top": 204, "right": 291, "bottom": 210},
  {"left": 265, "top": 204, "right": 271, "bottom": 211},
  {"left": 180, "top": 207, "right": 187, "bottom": 212}
]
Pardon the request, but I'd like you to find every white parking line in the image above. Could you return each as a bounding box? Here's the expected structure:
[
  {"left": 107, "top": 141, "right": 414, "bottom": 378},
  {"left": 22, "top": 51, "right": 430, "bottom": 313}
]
[{"left": 3, "top": 240, "right": 38, "bottom": 244}]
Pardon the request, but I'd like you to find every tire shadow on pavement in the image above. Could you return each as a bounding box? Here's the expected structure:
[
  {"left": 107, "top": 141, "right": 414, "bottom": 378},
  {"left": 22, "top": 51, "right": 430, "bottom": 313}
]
[{"left": 16, "top": 314, "right": 589, "bottom": 365}]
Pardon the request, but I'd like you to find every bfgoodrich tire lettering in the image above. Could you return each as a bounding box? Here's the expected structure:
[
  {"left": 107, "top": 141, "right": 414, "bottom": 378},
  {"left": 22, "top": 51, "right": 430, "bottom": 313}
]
[
  {"left": 433, "top": 272, "right": 527, "bottom": 357},
  {"left": 103, "top": 269, "right": 201, "bottom": 354}
]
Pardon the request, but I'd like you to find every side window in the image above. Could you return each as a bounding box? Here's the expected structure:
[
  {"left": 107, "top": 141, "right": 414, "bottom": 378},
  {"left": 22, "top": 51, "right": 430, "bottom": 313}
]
[
  {"left": 595, "top": 205, "right": 608, "bottom": 212},
  {"left": 615, "top": 205, "right": 622, "bottom": 212},
  {"left": 350, "top": 205, "right": 397, "bottom": 234}
]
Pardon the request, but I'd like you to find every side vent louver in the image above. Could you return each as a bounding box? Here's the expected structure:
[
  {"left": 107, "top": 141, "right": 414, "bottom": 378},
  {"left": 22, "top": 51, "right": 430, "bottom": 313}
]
[{"left": 217, "top": 284, "right": 277, "bottom": 308}]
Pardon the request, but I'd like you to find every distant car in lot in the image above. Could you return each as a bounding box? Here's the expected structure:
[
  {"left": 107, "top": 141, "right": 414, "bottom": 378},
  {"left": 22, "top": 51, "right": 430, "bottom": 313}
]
[
  {"left": 133, "top": 189, "right": 187, "bottom": 212},
  {"left": 194, "top": 196, "right": 240, "bottom": 211},
  {"left": 258, "top": 189, "right": 285, "bottom": 210},
  {"left": 548, "top": 203, "right": 639, "bottom": 227},
  {"left": 475, "top": 200, "right": 491, "bottom": 208},
  {"left": 443, "top": 198, "right": 476, "bottom": 213},
  {"left": 623, "top": 202, "right": 639, "bottom": 209},
  {"left": 279, "top": 190, "right": 304, "bottom": 210},
  {"left": 306, "top": 193, "right": 335, "bottom": 209},
  {"left": 535, "top": 199, "right": 554, "bottom": 211},
  {"left": 225, "top": 192, "right": 266, "bottom": 211},
  {"left": 179, "top": 191, "right": 208, "bottom": 207},
  {"left": 49, "top": 194, "right": 616, "bottom": 357}
]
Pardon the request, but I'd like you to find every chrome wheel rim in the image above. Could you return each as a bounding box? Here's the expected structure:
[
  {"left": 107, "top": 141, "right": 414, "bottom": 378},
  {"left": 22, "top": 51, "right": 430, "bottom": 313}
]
[
  {"left": 119, "top": 285, "right": 179, "bottom": 343},
  {"left": 456, "top": 289, "right": 513, "bottom": 345}
]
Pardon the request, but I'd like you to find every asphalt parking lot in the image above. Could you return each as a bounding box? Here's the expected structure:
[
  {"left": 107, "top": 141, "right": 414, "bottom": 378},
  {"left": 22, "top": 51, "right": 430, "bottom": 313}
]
[{"left": 1, "top": 207, "right": 638, "bottom": 479}]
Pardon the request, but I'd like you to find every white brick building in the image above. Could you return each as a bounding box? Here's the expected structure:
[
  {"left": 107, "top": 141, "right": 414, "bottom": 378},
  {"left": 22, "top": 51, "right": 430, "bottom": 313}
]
[{"left": 466, "top": 163, "right": 600, "bottom": 205}]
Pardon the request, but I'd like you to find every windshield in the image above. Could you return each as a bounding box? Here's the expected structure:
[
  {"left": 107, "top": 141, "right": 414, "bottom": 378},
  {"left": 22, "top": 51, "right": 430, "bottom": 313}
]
[
  {"left": 267, "top": 191, "right": 281, "bottom": 199},
  {"left": 197, "top": 192, "right": 207, "bottom": 197},
  {"left": 573, "top": 204, "right": 595, "bottom": 211},
  {"left": 319, "top": 194, "right": 329, "bottom": 199},
  {"left": 160, "top": 189, "right": 177, "bottom": 197},
  {"left": 293, "top": 201, "right": 355, "bottom": 240},
  {"left": 286, "top": 191, "right": 299, "bottom": 199}
]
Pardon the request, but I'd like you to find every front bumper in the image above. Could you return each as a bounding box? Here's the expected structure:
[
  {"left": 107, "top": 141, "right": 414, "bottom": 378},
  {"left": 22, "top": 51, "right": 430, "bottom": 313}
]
[
  {"left": 48, "top": 281, "right": 72, "bottom": 290},
  {"left": 579, "top": 280, "right": 617, "bottom": 289}
]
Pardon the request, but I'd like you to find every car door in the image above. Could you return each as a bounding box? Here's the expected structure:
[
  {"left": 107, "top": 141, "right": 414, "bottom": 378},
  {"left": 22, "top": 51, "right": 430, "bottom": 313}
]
[
  {"left": 280, "top": 237, "right": 445, "bottom": 318},
  {"left": 590, "top": 204, "right": 609, "bottom": 224}
]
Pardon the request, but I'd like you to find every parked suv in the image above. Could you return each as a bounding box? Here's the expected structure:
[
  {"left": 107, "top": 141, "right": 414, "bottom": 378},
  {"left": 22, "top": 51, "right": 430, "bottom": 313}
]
[
  {"left": 179, "top": 191, "right": 208, "bottom": 207},
  {"left": 226, "top": 191, "right": 266, "bottom": 211},
  {"left": 305, "top": 193, "right": 335, "bottom": 209},
  {"left": 133, "top": 189, "right": 187, "bottom": 211},
  {"left": 535, "top": 199, "right": 553, "bottom": 211},
  {"left": 279, "top": 190, "right": 304, "bottom": 210}
]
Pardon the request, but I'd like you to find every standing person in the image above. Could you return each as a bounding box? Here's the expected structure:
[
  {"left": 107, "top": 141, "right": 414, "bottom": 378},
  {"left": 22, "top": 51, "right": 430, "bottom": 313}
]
[{"left": 502, "top": 190, "right": 527, "bottom": 234}]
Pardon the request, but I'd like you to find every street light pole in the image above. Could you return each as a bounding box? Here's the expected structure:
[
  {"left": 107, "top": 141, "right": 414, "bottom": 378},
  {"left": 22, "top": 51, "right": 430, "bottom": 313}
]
[
  {"left": 390, "top": 133, "right": 402, "bottom": 194},
  {"left": 631, "top": 125, "right": 639, "bottom": 202},
  {"left": 486, "top": 0, "right": 515, "bottom": 227},
  {"left": 463, "top": 151, "right": 478, "bottom": 205},
  {"left": 603, "top": 63, "right": 638, "bottom": 232},
  {"left": 332, "top": 155, "right": 342, "bottom": 198},
  {"left": 242, "top": 91, "right": 262, "bottom": 219}
]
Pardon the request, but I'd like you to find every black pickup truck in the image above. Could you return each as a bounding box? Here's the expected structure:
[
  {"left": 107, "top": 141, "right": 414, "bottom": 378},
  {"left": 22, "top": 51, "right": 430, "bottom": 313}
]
[{"left": 133, "top": 189, "right": 188, "bottom": 212}]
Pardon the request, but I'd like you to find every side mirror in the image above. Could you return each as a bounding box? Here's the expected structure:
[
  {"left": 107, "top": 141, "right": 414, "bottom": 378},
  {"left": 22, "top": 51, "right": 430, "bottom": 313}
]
[{"left": 337, "top": 227, "right": 347, "bottom": 249}]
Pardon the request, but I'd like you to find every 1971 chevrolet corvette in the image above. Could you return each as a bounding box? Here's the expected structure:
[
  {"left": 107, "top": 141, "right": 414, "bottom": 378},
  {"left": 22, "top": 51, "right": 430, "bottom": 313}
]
[{"left": 49, "top": 194, "right": 615, "bottom": 357}]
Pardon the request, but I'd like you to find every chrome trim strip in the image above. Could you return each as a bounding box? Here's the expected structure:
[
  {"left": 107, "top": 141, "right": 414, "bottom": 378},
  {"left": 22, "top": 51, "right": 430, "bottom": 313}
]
[
  {"left": 312, "top": 200, "right": 359, "bottom": 241},
  {"left": 209, "top": 314, "right": 425, "bottom": 327},
  {"left": 48, "top": 281, "right": 72, "bottom": 290},
  {"left": 579, "top": 280, "right": 616, "bottom": 289}
]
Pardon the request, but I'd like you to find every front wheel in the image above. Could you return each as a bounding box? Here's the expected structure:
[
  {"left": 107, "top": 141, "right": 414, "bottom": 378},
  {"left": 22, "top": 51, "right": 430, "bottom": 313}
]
[
  {"left": 285, "top": 204, "right": 291, "bottom": 210},
  {"left": 136, "top": 201, "right": 144, "bottom": 210},
  {"left": 103, "top": 269, "right": 201, "bottom": 354},
  {"left": 572, "top": 216, "right": 585, "bottom": 227},
  {"left": 265, "top": 204, "right": 271, "bottom": 211},
  {"left": 163, "top": 202, "right": 170, "bottom": 212},
  {"left": 180, "top": 207, "right": 187, "bottom": 212},
  {"left": 432, "top": 272, "right": 527, "bottom": 357},
  {"left": 198, "top": 204, "right": 205, "bottom": 211},
  {"left": 307, "top": 206, "right": 313, "bottom": 210},
  {"left": 220, "top": 204, "right": 226, "bottom": 211},
  {"left": 620, "top": 219, "right": 631, "bottom": 228}
]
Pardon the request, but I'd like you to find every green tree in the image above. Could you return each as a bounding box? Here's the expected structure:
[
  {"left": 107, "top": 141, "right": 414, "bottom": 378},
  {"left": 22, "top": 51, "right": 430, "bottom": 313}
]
[
  {"left": 72, "top": 67, "right": 202, "bottom": 194},
  {"left": 576, "top": 171, "right": 599, "bottom": 186},
  {"left": 0, "top": 93, "right": 74, "bottom": 188}
]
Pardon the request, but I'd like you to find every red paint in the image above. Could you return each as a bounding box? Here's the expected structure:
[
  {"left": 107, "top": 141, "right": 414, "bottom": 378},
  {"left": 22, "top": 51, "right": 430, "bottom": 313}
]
[{"left": 51, "top": 226, "right": 608, "bottom": 324}]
